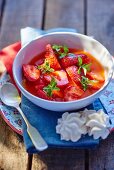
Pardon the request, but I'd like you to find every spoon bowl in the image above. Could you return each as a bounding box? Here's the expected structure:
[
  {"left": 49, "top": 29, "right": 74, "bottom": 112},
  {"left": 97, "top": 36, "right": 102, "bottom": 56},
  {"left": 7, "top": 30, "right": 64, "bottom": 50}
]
[{"left": 0, "top": 83, "right": 21, "bottom": 107}]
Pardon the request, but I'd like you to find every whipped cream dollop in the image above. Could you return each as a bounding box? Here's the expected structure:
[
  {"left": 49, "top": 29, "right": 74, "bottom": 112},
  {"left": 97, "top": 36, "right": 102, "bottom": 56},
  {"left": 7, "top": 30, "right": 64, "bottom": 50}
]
[
  {"left": 86, "top": 109, "right": 110, "bottom": 139},
  {"left": 56, "top": 112, "right": 87, "bottom": 142},
  {"left": 56, "top": 109, "right": 111, "bottom": 142}
]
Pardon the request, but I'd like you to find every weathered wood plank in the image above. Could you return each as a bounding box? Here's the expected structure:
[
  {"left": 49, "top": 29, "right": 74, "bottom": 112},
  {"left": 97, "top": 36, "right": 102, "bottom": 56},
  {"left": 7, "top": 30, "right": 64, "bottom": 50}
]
[
  {"left": 87, "top": 0, "right": 114, "bottom": 55},
  {"left": 0, "top": 116, "right": 28, "bottom": 170},
  {"left": 0, "top": 0, "right": 3, "bottom": 19},
  {"left": 0, "top": 0, "right": 44, "bottom": 170},
  {"left": 45, "top": 0, "right": 84, "bottom": 34},
  {"left": 0, "top": 0, "right": 86, "bottom": 169},
  {"left": 89, "top": 134, "right": 114, "bottom": 170},
  {"left": 32, "top": 1, "right": 86, "bottom": 170},
  {"left": 87, "top": 0, "right": 114, "bottom": 169},
  {"left": 0, "top": 0, "right": 4, "bottom": 29},
  {"left": 33, "top": 149, "right": 85, "bottom": 170},
  {"left": 0, "top": 0, "right": 44, "bottom": 49}
]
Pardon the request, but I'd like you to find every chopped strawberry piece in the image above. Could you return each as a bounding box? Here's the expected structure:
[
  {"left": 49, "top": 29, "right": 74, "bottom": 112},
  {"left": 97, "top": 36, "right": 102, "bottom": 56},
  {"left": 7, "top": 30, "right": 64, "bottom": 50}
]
[
  {"left": 23, "top": 64, "right": 40, "bottom": 81},
  {"left": 87, "top": 72, "right": 105, "bottom": 82},
  {"left": 35, "top": 58, "right": 44, "bottom": 65},
  {"left": 60, "top": 53, "right": 90, "bottom": 68},
  {"left": 45, "top": 44, "right": 61, "bottom": 70},
  {"left": 44, "top": 70, "right": 69, "bottom": 87},
  {"left": 81, "top": 89, "right": 93, "bottom": 98},
  {"left": 66, "top": 66, "right": 81, "bottom": 85},
  {"left": 81, "top": 54, "right": 90, "bottom": 64},
  {"left": 88, "top": 80, "right": 103, "bottom": 90},
  {"left": 60, "top": 53, "right": 78, "bottom": 68},
  {"left": 35, "top": 84, "right": 45, "bottom": 90},
  {"left": 35, "top": 78, "right": 47, "bottom": 90},
  {"left": 36, "top": 89, "right": 52, "bottom": 100},
  {"left": 64, "top": 85, "right": 84, "bottom": 101},
  {"left": 52, "top": 90, "right": 63, "bottom": 98}
]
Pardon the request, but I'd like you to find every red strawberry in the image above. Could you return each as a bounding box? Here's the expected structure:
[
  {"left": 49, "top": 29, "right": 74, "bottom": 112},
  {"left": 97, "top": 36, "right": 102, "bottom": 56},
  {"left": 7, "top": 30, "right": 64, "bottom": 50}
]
[
  {"left": 87, "top": 71, "right": 105, "bottom": 82},
  {"left": 60, "top": 53, "right": 90, "bottom": 68},
  {"left": 23, "top": 64, "right": 40, "bottom": 81},
  {"left": 35, "top": 80, "right": 45, "bottom": 90},
  {"left": 45, "top": 44, "right": 61, "bottom": 70},
  {"left": 52, "top": 90, "right": 63, "bottom": 98},
  {"left": 64, "top": 85, "right": 84, "bottom": 101},
  {"left": 81, "top": 54, "right": 90, "bottom": 64},
  {"left": 44, "top": 70, "right": 69, "bottom": 87},
  {"left": 66, "top": 66, "right": 81, "bottom": 85},
  {"left": 60, "top": 53, "right": 78, "bottom": 68},
  {"left": 36, "top": 89, "right": 52, "bottom": 100},
  {"left": 88, "top": 80, "right": 104, "bottom": 90}
]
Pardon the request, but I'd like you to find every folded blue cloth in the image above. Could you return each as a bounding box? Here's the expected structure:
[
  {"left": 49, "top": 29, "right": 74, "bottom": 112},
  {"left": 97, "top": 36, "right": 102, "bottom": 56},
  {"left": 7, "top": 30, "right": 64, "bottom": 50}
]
[
  {"left": 20, "top": 27, "right": 104, "bottom": 153},
  {"left": 21, "top": 96, "right": 104, "bottom": 153}
]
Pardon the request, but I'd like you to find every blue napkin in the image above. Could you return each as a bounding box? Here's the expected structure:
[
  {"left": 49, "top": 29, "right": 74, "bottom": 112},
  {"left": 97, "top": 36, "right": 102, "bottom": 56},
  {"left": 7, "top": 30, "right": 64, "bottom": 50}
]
[
  {"left": 21, "top": 96, "right": 104, "bottom": 153},
  {"left": 20, "top": 27, "right": 103, "bottom": 153}
]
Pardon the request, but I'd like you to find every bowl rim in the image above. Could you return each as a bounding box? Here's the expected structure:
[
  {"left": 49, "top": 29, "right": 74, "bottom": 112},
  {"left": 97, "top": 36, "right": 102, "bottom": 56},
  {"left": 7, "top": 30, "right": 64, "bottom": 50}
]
[{"left": 13, "top": 32, "right": 114, "bottom": 104}]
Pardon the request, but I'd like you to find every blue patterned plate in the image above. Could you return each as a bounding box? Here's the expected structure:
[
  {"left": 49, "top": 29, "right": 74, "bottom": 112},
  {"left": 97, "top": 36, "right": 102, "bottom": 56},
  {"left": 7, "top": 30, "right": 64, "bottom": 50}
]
[{"left": 0, "top": 72, "right": 22, "bottom": 135}]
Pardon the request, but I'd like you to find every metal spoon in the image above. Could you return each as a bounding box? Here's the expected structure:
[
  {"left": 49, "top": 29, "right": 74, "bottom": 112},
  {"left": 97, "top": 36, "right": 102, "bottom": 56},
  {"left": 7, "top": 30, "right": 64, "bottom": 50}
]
[{"left": 0, "top": 82, "right": 48, "bottom": 151}]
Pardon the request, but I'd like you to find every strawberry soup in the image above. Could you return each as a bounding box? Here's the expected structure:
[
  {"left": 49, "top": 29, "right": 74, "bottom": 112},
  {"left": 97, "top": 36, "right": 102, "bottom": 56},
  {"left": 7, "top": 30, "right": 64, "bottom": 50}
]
[{"left": 22, "top": 44, "right": 105, "bottom": 102}]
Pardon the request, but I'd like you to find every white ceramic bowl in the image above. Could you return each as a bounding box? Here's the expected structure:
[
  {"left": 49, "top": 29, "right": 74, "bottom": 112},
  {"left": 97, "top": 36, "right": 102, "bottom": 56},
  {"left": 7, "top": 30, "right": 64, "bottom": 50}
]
[{"left": 13, "top": 32, "right": 114, "bottom": 111}]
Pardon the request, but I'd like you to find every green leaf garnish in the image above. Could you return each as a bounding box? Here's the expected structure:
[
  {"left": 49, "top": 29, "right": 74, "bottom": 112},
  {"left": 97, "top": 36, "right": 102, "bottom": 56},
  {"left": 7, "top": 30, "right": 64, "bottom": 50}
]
[
  {"left": 52, "top": 45, "right": 62, "bottom": 52},
  {"left": 59, "top": 53, "right": 67, "bottom": 59},
  {"left": 77, "top": 57, "right": 91, "bottom": 75},
  {"left": 38, "top": 59, "right": 54, "bottom": 74},
  {"left": 64, "top": 45, "right": 69, "bottom": 54},
  {"left": 80, "top": 76, "right": 90, "bottom": 91},
  {"left": 82, "top": 63, "right": 91, "bottom": 75},
  {"left": 52, "top": 44, "right": 69, "bottom": 59},
  {"left": 77, "top": 67, "right": 82, "bottom": 74},
  {"left": 43, "top": 77, "right": 60, "bottom": 96},
  {"left": 78, "top": 57, "right": 83, "bottom": 66}
]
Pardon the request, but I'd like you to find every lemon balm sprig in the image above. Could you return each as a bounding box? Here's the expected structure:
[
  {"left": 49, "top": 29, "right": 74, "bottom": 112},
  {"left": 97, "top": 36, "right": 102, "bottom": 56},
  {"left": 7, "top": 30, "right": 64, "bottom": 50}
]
[
  {"left": 43, "top": 77, "right": 60, "bottom": 97},
  {"left": 52, "top": 44, "right": 69, "bottom": 59},
  {"left": 80, "top": 76, "right": 90, "bottom": 91},
  {"left": 38, "top": 59, "right": 54, "bottom": 74},
  {"left": 78, "top": 57, "right": 91, "bottom": 75}
]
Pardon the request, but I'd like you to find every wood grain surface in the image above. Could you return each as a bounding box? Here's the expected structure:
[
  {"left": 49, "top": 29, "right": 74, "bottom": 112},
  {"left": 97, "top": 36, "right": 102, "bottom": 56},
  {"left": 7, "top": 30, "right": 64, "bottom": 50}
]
[
  {"left": 45, "top": 0, "right": 84, "bottom": 33},
  {"left": 0, "top": 0, "right": 114, "bottom": 170},
  {"left": 0, "top": 0, "right": 44, "bottom": 49},
  {"left": 87, "top": 0, "right": 114, "bottom": 55},
  {"left": 0, "top": 0, "right": 44, "bottom": 170},
  {"left": 87, "top": 0, "right": 114, "bottom": 169}
]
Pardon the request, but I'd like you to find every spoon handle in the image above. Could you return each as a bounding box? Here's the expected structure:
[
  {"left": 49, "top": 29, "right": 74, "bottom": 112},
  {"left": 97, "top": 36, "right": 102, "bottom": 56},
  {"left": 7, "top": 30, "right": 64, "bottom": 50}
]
[{"left": 17, "top": 106, "right": 48, "bottom": 151}]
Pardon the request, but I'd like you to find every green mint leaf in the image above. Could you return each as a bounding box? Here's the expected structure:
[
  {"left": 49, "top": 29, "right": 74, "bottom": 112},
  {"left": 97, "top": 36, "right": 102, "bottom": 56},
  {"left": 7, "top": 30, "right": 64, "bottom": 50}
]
[
  {"left": 82, "top": 63, "right": 91, "bottom": 71},
  {"left": 43, "top": 77, "right": 60, "bottom": 96},
  {"left": 78, "top": 67, "right": 81, "bottom": 74},
  {"left": 78, "top": 57, "right": 83, "bottom": 66},
  {"left": 51, "top": 77, "right": 57, "bottom": 87},
  {"left": 80, "top": 76, "right": 90, "bottom": 91},
  {"left": 52, "top": 44, "right": 62, "bottom": 52},
  {"left": 63, "top": 45, "right": 69, "bottom": 54},
  {"left": 82, "top": 63, "right": 91, "bottom": 76},
  {"left": 43, "top": 87, "right": 52, "bottom": 96},
  {"left": 53, "top": 87, "right": 60, "bottom": 91},
  {"left": 52, "top": 44, "right": 69, "bottom": 59},
  {"left": 38, "top": 59, "right": 54, "bottom": 74},
  {"left": 59, "top": 53, "right": 67, "bottom": 59}
]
